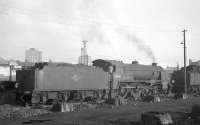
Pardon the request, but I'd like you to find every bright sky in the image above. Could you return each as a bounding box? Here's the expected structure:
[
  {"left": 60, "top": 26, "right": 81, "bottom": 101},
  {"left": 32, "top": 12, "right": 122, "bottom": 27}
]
[{"left": 0, "top": 0, "right": 200, "bottom": 67}]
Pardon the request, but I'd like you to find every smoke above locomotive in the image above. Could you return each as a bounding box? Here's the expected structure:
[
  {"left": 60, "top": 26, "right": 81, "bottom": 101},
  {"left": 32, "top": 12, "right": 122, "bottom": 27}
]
[{"left": 116, "top": 27, "right": 156, "bottom": 62}]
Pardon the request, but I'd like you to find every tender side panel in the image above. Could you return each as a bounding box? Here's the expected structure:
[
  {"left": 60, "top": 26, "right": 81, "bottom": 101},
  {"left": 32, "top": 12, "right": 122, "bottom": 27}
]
[
  {"left": 35, "top": 66, "right": 109, "bottom": 91},
  {"left": 190, "top": 73, "right": 200, "bottom": 85}
]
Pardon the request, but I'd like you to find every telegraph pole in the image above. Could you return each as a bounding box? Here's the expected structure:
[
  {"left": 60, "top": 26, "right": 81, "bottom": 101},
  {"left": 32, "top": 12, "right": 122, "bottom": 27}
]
[
  {"left": 182, "top": 29, "right": 187, "bottom": 95},
  {"left": 108, "top": 65, "right": 114, "bottom": 102},
  {"left": 9, "top": 65, "right": 12, "bottom": 81}
]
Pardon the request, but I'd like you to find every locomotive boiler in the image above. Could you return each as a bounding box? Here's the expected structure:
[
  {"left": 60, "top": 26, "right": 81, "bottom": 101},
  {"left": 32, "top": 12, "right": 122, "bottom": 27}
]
[{"left": 93, "top": 59, "right": 169, "bottom": 90}]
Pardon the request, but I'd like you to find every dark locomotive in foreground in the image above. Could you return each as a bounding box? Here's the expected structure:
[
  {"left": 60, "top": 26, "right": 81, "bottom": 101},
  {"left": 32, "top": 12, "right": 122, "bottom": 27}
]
[
  {"left": 15, "top": 59, "right": 170, "bottom": 104},
  {"left": 171, "top": 64, "right": 200, "bottom": 96}
]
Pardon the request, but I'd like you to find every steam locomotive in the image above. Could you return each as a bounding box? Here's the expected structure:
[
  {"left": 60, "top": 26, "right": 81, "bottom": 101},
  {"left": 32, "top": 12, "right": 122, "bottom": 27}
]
[
  {"left": 171, "top": 65, "right": 200, "bottom": 95},
  {"left": 93, "top": 59, "right": 169, "bottom": 90},
  {"left": 16, "top": 60, "right": 170, "bottom": 104}
]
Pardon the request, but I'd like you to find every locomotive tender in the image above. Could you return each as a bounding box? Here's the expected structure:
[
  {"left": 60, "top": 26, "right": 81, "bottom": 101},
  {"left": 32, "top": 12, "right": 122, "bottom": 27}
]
[{"left": 16, "top": 63, "right": 109, "bottom": 103}]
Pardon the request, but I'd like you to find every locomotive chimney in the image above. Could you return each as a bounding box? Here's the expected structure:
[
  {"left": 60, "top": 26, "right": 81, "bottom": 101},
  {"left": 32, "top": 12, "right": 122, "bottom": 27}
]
[
  {"left": 132, "top": 60, "right": 138, "bottom": 64},
  {"left": 152, "top": 62, "right": 157, "bottom": 66}
]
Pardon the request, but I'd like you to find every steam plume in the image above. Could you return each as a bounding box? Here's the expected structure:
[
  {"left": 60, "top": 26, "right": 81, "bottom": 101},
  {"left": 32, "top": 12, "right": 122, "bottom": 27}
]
[{"left": 116, "top": 28, "right": 156, "bottom": 62}]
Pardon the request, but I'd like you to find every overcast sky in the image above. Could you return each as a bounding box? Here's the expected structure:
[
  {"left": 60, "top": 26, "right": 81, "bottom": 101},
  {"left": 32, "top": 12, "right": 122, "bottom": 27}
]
[{"left": 0, "top": 0, "right": 200, "bottom": 67}]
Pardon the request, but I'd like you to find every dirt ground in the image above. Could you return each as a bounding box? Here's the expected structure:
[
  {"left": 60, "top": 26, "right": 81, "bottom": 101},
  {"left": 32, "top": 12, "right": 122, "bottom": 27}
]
[{"left": 1, "top": 97, "right": 200, "bottom": 125}]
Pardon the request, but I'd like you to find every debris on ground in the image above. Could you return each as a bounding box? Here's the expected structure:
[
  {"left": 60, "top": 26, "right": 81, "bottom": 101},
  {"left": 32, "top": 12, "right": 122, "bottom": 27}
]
[
  {"left": 141, "top": 105, "right": 200, "bottom": 125},
  {"left": 106, "top": 119, "right": 140, "bottom": 125},
  {"left": 52, "top": 102, "right": 99, "bottom": 112},
  {"left": 0, "top": 104, "right": 51, "bottom": 119},
  {"left": 22, "top": 119, "right": 51, "bottom": 124},
  {"left": 141, "top": 111, "right": 173, "bottom": 125}
]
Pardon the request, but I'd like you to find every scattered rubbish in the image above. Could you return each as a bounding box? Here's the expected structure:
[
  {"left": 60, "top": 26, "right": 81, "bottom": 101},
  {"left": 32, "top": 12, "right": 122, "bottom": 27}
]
[
  {"left": 141, "top": 110, "right": 196, "bottom": 125},
  {"left": 22, "top": 119, "right": 51, "bottom": 124},
  {"left": 52, "top": 102, "right": 98, "bottom": 112},
  {"left": 106, "top": 119, "right": 140, "bottom": 125},
  {"left": 141, "top": 111, "right": 173, "bottom": 125},
  {"left": 0, "top": 104, "right": 51, "bottom": 119},
  {"left": 63, "top": 123, "right": 80, "bottom": 125}
]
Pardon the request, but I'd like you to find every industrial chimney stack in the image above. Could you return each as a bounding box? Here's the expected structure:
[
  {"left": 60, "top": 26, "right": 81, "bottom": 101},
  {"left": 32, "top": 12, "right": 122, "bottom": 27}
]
[
  {"left": 78, "top": 40, "right": 91, "bottom": 65},
  {"left": 82, "top": 40, "right": 88, "bottom": 56}
]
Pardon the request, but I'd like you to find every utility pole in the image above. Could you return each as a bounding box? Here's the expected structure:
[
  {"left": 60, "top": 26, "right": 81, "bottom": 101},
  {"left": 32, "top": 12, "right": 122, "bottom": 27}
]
[
  {"left": 9, "top": 65, "right": 12, "bottom": 81},
  {"left": 181, "top": 29, "right": 187, "bottom": 95},
  {"left": 108, "top": 65, "right": 114, "bottom": 102}
]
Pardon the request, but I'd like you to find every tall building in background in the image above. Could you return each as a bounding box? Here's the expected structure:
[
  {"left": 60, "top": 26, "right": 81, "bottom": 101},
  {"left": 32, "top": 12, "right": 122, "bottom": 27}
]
[
  {"left": 25, "top": 48, "right": 42, "bottom": 63},
  {"left": 78, "top": 41, "right": 91, "bottom": 65}
]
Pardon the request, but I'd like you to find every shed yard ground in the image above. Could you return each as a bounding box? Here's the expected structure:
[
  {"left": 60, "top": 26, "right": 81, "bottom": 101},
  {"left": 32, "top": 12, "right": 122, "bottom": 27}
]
[{"left": 1, "top": 97, "right": 200, "bottom": 125}]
